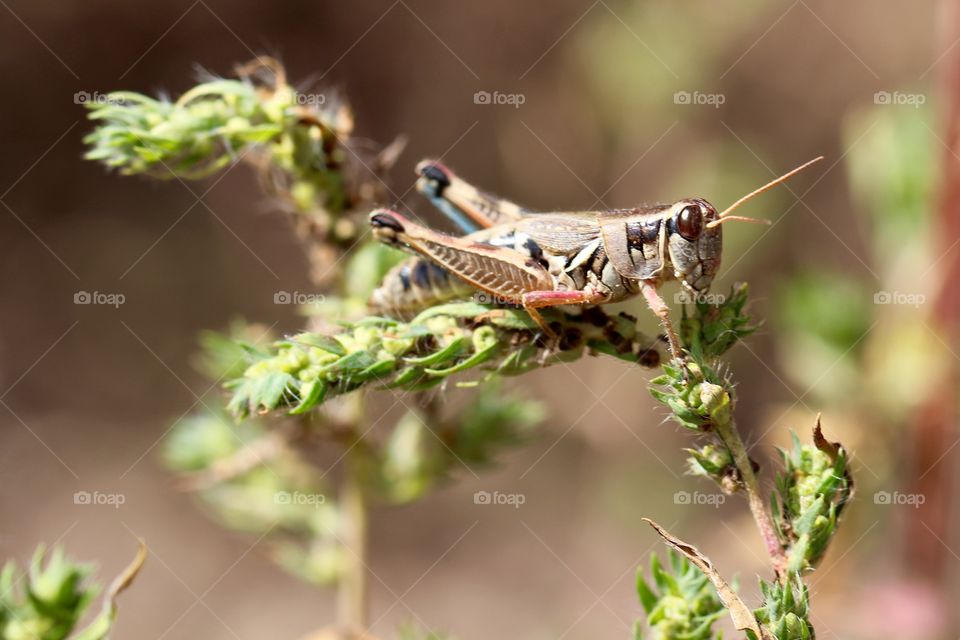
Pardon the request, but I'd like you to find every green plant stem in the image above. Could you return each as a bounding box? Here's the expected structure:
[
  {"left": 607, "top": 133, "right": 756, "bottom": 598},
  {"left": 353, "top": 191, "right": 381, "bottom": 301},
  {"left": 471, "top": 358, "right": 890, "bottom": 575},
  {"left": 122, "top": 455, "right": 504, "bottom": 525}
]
[
  {"left": 713, "top": 416, "right": 786, "bottom": 577},
  {"left": 338, "top": 443, "right": 369, "bottom": 638}
]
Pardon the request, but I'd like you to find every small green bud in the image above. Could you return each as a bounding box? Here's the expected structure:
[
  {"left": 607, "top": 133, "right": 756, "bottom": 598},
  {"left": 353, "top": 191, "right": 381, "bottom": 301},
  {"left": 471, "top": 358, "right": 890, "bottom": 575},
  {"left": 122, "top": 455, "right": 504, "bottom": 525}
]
[
  {"left": 755, "top": 575, "right": 814, "bottom": 640},
  {"left": 774, "top": 421, "right": 852, "bottom": 571},
  {"left": 635, "top": 551, "right": 724, "bottom": 640},
  {"left": 472, "top": 325, "right": 498, "bottom": 352}
]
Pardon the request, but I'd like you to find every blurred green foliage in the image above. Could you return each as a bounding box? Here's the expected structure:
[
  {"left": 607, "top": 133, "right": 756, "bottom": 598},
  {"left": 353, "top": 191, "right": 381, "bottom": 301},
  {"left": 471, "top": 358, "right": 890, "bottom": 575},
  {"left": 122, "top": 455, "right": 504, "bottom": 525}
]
[
  {"left": 82, "top": 60, "right": 355, "bottom": 217},
  {"left": 164, "top": 409, "right": 344, "bottom": 585},
  {"left": 164, "top": 364, "right": 541, "bottom": 585},
  {"left": 775, "top": 104, "right": 938, "bottom": 413},
  {"left": 0, "top": 545, "right": 142, "bottom": 640},
  {"left": 83, "top": 82, "right": 283, "bottom": 179},
  {"left": 634, "top": 551, "right": 725, "bottom": 640}
]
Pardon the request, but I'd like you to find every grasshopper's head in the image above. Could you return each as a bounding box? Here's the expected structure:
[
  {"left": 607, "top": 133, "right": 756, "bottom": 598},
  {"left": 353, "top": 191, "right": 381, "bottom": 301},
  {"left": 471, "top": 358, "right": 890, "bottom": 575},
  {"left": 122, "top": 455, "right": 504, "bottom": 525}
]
[
  {"left": 666, "top": 198, "right": 722, "bottom": 293},
  {"left": 604, "top": 156, "right": 826, "bottom": 293}
]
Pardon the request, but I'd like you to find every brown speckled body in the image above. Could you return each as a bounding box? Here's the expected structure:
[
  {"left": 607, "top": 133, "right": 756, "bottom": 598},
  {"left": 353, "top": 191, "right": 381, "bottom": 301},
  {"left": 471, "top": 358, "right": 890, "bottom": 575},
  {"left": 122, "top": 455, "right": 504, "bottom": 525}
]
[{"left": 369, "top": 202, "right": 722, "bottom": 317}]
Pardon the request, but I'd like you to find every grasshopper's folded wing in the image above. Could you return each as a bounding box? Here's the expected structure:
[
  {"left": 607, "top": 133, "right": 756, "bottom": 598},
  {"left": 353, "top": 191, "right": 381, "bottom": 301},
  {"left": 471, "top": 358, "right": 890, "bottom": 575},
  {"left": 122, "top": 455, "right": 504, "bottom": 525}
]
[{"left": 515, "top": 212, "right": 603, "bottom": 255}]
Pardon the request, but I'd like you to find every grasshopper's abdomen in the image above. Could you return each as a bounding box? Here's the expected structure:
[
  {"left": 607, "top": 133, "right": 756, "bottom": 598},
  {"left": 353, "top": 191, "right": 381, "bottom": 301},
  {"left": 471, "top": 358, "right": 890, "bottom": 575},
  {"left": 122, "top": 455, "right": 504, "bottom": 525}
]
[
  {"left": 369, "top": 225, "right": 542, "bottom": 317},
  {"left": 369, "top": 257, "right": 476, "bottom": 317}
]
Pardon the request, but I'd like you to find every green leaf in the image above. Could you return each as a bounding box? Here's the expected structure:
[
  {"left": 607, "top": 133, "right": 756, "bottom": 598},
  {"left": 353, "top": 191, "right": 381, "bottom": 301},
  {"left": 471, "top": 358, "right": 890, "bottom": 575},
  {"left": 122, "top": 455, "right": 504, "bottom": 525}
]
[
  {"left": 636, "top": 569, "right": 658, "bottom": 614},
  {"left": 292, "top": 333, "right": 347, "bottom": 356},
  {"left": 289, "top": 380, "right": 327, "bottom": 415}
]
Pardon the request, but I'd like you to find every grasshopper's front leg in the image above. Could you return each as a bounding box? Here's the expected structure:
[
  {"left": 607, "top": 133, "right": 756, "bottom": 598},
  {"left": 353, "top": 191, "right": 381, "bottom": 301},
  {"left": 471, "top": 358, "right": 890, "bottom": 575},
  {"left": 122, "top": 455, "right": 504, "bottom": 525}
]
[
  {"left": 640, "top": 282, "right": 683, "bottom": 361},
  {"left": 370, "top": 209, "right": 606, "bottom": 341}
]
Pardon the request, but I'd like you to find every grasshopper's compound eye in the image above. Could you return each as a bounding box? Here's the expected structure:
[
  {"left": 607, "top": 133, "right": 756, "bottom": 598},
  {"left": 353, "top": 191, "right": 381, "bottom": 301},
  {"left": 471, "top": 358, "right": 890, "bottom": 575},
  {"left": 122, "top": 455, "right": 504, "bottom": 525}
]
[{"left": 676, "top": 204, "right": 703, "bottom": 241}]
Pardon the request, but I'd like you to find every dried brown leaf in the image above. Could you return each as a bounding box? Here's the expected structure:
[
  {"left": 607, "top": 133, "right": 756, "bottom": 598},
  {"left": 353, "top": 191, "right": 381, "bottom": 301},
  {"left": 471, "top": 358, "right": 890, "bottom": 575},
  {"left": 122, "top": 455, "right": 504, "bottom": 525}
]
[{"left": 643, "top": 518, "right": 771, "bottom": 640}]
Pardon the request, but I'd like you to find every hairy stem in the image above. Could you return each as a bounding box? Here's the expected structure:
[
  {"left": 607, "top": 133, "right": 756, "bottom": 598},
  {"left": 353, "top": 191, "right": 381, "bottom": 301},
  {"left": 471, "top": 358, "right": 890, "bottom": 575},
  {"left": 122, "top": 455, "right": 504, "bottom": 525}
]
[{"left": 713, "top": 416, "right": 786, "bottom": 577}]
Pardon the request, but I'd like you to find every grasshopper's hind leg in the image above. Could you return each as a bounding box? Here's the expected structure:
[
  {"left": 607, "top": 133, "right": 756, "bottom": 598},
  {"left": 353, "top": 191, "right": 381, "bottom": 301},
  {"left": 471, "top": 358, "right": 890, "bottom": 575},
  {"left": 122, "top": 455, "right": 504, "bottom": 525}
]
[
  {"left": 520, "top": 289, "right": 609, "bottom": 344},
  {"left": 371, "top": 209, "right": 567, "bottom": 342},
  {"left": 415, "top": 160, "right": 527, "bottom": 230}
]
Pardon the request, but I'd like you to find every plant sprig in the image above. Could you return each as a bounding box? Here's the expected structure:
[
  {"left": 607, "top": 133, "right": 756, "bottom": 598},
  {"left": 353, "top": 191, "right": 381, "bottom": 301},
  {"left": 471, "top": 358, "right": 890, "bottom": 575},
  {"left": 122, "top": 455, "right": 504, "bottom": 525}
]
[
  {"left": 642, "top": 283, "right": 851, "bottom": 639},
  {"left": 84, "top": 56, "right": 402, "bottom": 253},
  {"left": 226, "top": 302, "right": 663, "bottom": 419},
  {"left": 0, "top": 544, "right": 145, "bottom": 640}
]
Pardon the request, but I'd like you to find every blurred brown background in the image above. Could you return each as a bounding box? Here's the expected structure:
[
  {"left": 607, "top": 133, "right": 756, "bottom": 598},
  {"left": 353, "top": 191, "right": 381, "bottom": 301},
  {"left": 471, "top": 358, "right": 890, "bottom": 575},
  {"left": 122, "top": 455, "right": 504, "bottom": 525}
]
[{"left": 0, "top": 1, "right": 953, "bottom": 638}]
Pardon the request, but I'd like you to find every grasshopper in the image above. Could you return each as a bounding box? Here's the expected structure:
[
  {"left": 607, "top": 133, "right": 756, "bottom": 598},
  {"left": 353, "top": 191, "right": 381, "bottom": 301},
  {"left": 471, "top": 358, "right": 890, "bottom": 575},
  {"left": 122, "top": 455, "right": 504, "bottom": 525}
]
[{"left": 369, "top": 156, "right": 822, "bottom": 358}]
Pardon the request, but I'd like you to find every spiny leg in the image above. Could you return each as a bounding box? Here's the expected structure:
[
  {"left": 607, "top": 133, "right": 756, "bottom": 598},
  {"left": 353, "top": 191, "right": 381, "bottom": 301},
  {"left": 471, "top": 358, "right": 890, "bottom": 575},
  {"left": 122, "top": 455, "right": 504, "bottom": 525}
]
[
  {"left": 370, "top": 165, "right": 531, "bottom": 316},
  {"left": 640, "top": 281, "right": 683, "bottom": 360},
  {"left": 522, "top": 289, "right": 609, "bottom": 345}
]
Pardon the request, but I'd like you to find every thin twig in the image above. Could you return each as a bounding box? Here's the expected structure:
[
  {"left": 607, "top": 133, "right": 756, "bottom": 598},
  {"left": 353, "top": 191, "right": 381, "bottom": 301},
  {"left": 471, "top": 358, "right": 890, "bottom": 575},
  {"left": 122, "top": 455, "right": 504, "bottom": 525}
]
[
  {"left": 337, "top": 447, "right": 369, "bottom": 638},
  {"left": 713, "top": 416, "right": 787, "bottom": 577}
]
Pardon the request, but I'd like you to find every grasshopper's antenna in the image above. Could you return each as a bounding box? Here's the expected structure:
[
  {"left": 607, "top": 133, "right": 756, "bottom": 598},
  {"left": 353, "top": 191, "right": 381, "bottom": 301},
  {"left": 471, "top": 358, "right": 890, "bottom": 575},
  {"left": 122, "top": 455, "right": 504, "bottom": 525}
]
[
  {"left": 708, "top": 156, "right": 824, "bottom": 228},
  {"left": 706, "top": 214, "right": 771, "bottom": 228}
]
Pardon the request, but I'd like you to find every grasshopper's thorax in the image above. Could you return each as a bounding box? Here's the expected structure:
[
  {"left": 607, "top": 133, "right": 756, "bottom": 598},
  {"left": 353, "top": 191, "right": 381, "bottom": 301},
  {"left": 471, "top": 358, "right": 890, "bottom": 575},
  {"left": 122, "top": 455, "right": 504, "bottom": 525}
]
[{"left": 490, "top": 225, "right": 640, "bottom": 303}]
